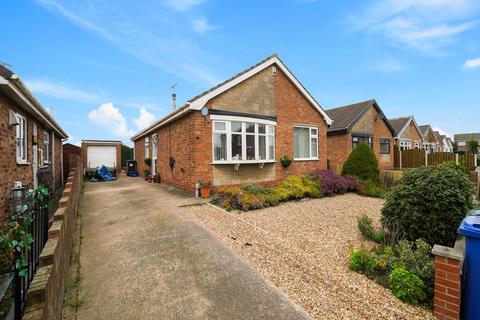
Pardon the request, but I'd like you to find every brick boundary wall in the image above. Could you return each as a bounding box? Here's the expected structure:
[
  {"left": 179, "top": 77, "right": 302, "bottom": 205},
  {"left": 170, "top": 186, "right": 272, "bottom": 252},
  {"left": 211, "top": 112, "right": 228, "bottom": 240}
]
[
  {"left": 23, "top": 167, "right": 82, "bottom": 320},
  {"left": 432, "top": 237, "right": 465, "bottom": 320}
]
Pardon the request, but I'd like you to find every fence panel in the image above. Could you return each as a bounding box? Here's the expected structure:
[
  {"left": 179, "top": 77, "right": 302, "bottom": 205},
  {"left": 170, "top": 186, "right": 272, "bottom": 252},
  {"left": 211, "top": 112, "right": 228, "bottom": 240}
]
[
  {"left": 399, "top": 149, "right": 425, "bottom": 168},
  {"left": 459, "top": 153, "right": 475, "bottom": 171},
  {"left": 427, "top": 152, "right": 455, "bottom": 166}
]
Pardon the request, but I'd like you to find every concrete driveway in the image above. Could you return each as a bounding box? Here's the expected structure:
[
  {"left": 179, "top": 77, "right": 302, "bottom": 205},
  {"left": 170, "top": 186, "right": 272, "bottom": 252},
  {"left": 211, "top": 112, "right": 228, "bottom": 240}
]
[{"left": 77, "top": 175, "right": 310, "bottom": 320}]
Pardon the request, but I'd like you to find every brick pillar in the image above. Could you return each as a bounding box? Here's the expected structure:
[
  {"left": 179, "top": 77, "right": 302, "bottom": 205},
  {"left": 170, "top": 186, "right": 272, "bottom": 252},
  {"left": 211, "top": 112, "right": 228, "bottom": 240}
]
[{"left": 432, "top": 239, "right": 465, "bottom": 320}]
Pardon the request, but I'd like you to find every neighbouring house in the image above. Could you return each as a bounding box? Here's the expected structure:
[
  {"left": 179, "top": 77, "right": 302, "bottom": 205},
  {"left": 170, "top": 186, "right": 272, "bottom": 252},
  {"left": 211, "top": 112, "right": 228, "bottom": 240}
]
[
  {"left": 389, "top": 116, "right": 424, "bottom": 150},
  {"left": 418, "top": 124, "right": 441, "bottom": 153},
  {"left": 131, "top": 54, "right": 333, "bottom": 192},
  {"left": 432, "top": 131, "right": 444, "bottom": 151},
  {"left": 439, "top": 134, "right": 454, "bottom": 153},
  {"left": 81, "top": 140, "right": 122, "bottom": 175},
  {"left": 454, "top": 133, "right": 480, "bottom": 153},
  {"left": 63, "top": 143, "right": 82, "bottom": 182},
  {"left": 325, "top": 99, "right": 396, "bottom": 170},
  {"left": 0, "top": 64, "right": 68, "bottom": 219}
]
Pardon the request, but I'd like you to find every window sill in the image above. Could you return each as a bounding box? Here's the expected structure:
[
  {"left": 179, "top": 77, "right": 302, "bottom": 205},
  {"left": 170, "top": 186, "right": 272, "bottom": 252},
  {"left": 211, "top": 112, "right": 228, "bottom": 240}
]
[
  {"left": 293, "top": 158, "right": 319, "bottom": 162},
  {"left": 16, "top": 161, "right": 30, "bottom": 166},
  {"left": 211, "top": 160, "right": 276, "bottom": 165}
]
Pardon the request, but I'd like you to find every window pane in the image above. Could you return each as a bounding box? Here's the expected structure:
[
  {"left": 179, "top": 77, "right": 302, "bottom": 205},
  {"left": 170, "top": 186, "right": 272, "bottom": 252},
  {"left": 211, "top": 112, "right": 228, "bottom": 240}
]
[
  {"left": 294, "top": 127, "right": 309, "bottom": 158},
  {"left": 311, "top": 137, "right": 318, "bottom": 158},
  {"left": 246, "top": 135, "right": 255, "bottom": 160},
  {"left": 311, "top": 128, "right": 317, "bottom": 136},
  {"left": 232, "top": 121, "right": 242, "bottom": 133},
  {"left": 267, "top": 125, "right": 274, "bottom": 135},
  {"left": 214, "top": 122, "right": 226, "bottom": 131},
  {"left": 214, "top": 133, "right": 227, "bottom": 161},
  {"left": 258, "top": 124, "right": 265, "bottom": 134},
  {"left": 259, "top": 135, "right": 266, "bottom": 160},
  {"left": 268, "top": 136, "right": 274, "bottom": 160},
  {"left": 231, "top": 134, "right": 242, "bottom": 160},
  {"left": 246, "top": 123, "right": 255, "bottom": 133},
  {"left": 380, "top": 139, "right": 390, "bottom": 154}
]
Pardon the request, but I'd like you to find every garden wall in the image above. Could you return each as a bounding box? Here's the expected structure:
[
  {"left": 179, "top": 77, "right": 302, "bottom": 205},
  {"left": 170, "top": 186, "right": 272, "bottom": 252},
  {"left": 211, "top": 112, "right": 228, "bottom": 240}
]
[{"left": 23, "top": 167, "right": 82, "bottom": 320}]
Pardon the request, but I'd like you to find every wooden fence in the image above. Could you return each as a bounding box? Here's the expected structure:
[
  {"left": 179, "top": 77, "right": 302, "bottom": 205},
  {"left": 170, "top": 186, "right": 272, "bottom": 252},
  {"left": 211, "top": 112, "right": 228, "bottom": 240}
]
[{"left": 394, "top": 146, "right": 478, "bottom": 171}]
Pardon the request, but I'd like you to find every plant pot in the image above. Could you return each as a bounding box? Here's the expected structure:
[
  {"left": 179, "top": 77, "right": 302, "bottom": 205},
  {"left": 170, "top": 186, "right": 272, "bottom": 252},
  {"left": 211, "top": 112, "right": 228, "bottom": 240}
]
[
  {"left": 200, "top": 186, "right": 211, "bottom": 198},
  {"left": 281, "top": 159, "right": 292, "bottom": 168}
]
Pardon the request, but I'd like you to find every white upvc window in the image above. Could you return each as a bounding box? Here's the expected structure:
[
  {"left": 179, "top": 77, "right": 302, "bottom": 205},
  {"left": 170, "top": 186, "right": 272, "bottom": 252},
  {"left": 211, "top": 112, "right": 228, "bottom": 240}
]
[
  {"left": 400, "top": 140, "right": 411, "bottom": 151},
  {"left": 414, "top": 141, "right": 421, "bottom": 149},
  {"left": 16, "top": 113, "right": 27, "bottom": 164},
  {"left": 293, "top": 125, "right": 318, "bottom": 160},
  {"left": 145, "top": 137, "right": 150, "bottom": 158},
  {"left": 212, "top": 117, "right": 276, "bottom": 163},
  {"left": 43, "top": 131, "right": 50, "bottom": 163}
]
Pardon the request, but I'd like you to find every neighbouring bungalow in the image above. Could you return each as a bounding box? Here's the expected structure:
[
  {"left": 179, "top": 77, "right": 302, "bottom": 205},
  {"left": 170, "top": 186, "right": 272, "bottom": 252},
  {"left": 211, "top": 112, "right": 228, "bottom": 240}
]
[
  {"left": 325, "top": 99, "right": 396, "bottom": 170},
  {"left": 0, "top": 64, "right": 68, "bottom": 219},
  {"left": 454, "top": 133, "right": 480, "bottom": 153},
  {"left": 418, "top": 124, "right": 441, "bottom": 153},
  {"left": 389, "top": 116, "right": 424, "bottom": 150},
  {"left": 131, "top": 54, "right": 333, "bottom": 192},
  {"left": 439, "top": 135, "right": 454, "bottom": 152}
]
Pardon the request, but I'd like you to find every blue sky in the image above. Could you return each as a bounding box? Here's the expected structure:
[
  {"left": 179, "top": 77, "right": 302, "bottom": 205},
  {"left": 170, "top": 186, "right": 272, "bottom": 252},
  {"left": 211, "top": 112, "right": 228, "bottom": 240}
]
[{"left": 2, "top": 0, "right": 480, "bottom": 145}]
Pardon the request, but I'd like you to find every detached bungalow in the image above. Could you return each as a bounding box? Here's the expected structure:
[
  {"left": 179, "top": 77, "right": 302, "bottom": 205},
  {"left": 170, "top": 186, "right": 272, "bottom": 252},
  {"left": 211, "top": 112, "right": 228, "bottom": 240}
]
[
  {"left": 325, "top": 99, "right": 396, "bottom": 170},
  {"left": 439, "top": 135, "right": 454, "bottom": 152},
  {"left": 389, "top": 116, "right": 424, "bottom": 150},
  {"left": 0, "top": 64, "right": 68, "bottom": 219},
  {"left": 454, "top": 133, "right": 480, "bottom": 153},
  {"left": 131, "top": 54, "right": 333, "bottom": 192},
  {"left": 418, "top": 124, "right": 440, "bottom": 152}
]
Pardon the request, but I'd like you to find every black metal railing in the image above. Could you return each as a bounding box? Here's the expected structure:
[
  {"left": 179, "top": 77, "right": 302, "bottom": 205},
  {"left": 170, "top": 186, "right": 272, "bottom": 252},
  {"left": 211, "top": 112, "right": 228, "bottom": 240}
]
[{"left": 0, "top": 187, "right": 49, "bottom": 320}]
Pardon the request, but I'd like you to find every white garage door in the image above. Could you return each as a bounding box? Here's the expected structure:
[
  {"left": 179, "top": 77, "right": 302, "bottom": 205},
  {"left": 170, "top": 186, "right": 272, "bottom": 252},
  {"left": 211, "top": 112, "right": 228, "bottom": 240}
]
[{"left": 87, "top": 145, "right": 116, "bottom": 168}]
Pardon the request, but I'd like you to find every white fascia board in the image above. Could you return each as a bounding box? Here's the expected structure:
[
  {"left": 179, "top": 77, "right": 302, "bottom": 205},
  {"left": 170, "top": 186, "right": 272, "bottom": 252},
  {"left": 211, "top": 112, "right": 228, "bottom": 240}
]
[
  {"left": 189, "top": 56, "right": 333, "bottom": 125},
  {"left": 210, "top": 114, "right": 277, "bottom": 126},
  {"left": 0, "top": 75, "right": 8, "bottom": 85}
]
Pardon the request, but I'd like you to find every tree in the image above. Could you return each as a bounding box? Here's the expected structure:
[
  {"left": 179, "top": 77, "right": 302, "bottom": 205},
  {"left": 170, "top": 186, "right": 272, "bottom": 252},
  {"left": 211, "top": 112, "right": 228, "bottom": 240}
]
[
  {"left": 342, "top": 143, "right": 379, "bottom": 181},
  {"left": 468, "top": 140, "right": 479, "bottom": 155}
]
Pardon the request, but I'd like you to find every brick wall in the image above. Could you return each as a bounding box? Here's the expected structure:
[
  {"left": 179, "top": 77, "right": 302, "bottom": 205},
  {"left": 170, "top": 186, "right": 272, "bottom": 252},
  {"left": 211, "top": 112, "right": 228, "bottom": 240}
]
[
  {"left": 399, "top": 121, "right": 423, "bottom": 145},
  {"left": 24, "top": 168, "right": 82, "bottom": 320},
  {"left": 0, "top": 93, "right": 64, "bottom": 219}
]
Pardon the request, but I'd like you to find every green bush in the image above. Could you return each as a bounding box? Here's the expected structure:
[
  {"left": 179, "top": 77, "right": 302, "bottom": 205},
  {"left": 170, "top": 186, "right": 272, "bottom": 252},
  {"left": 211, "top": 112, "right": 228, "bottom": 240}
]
[
  {"left": 349, "top": 249, "right": 375, "bottom": 276},
  {"left": 271, "top": 175, "right": 322, "bottom": 201},
  {"left": 381, "top": 164, "right": 474, "bottom": 247},
  {"left": 359, "top": 180, "right": 386, "bottom": 198},
  {"left": 241, "top": 184, "right": 264, "bottom": 195},
  {"left": 389, "top": 267, "right": 426, "bottom": 304},
  {"left": 396, "top": 239, "right": 434, "bottom": 288},
  {"left": 342, "top": 143, "right": 379, "bottom": 181},
  {"left": 373, "top": 246, "right": 397, "bottom": 273},
  {"left": 357, "top": 215, "right": 388, "bottom": 243}
]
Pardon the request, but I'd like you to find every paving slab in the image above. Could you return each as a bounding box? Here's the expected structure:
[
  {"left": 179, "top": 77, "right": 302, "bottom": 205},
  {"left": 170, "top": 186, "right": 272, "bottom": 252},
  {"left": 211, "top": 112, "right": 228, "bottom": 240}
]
[{"left": 77, "top": 175, "right": 310, "bottom": 320}]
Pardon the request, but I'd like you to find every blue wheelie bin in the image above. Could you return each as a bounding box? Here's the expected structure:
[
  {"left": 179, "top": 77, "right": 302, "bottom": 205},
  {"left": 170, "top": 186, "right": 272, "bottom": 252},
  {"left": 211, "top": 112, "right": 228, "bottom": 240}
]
[{"left": 457, "top": 212, "right": 480, "bottom": 320}]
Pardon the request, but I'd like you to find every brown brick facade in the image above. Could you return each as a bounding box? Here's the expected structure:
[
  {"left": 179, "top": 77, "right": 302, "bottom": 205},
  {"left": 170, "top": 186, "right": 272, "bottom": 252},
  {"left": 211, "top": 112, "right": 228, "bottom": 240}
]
[
  {"left": 0, "top": 92, "right": 64, "bottom": 219},
  {"left": 396, "top": 121, "right": 423, "bottom": 147},
  {"left": 133, "top": 66, "right": 329, "bottom": 193},
  {"left": 327, "top": 106, "right": 394, "bottom": 170}
]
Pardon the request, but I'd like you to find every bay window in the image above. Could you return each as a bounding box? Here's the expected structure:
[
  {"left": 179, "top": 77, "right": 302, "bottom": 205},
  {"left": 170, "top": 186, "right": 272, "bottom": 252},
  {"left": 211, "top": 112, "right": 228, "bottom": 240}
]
[
  {"left": 212, "top": 117, "right": 275, "bottom": 163},
  {"left": 294, "top": 126, "right": 318, "bottom": 160},
  {"left": 399, "top": 140, "right": 411, "bottom": 151},
  {"left": 16, "top": 113, "right": 27, "bottom": 163}
]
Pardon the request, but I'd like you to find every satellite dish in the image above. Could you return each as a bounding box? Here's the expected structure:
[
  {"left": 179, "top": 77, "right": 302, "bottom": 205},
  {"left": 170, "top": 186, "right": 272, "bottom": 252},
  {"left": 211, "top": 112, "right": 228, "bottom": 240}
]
[{"left": 200, "top": 107, "right": 209, "bottom": 116}]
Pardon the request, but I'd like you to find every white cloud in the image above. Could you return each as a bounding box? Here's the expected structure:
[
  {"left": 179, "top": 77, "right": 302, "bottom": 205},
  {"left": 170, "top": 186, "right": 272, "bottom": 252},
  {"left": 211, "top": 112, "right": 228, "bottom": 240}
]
[
  {"left": 134, "top": 108, "right": 156, "bottom": 130},
  {"left": 352, "top": 0, "right": 478, "bottom": 55},
  {"left": 25, "top": 79, "right": 98, "bottom": 102},
  {"left": 65, "top": 133, "right": 81, "bottom": 146},
  {"left": 162, "top": 0, "right": 204, "bottom": 11},
  {"left": 433, "top": 126, "right": 451, "bottom": 138},
  {"left": 464, "top": 58, "right": 480, "bottom": 69},
  {"left": 191, "top": 18, "right": 218, "bottom": 34},
  {"left": 374, "top": 59, "right": 405, "bottom": 73},
  {"left": 88, "top": 103, "right": 134, "bottom": 137},
  {"left": 34, "top": 0, "right": 220, "bottom": 85}
]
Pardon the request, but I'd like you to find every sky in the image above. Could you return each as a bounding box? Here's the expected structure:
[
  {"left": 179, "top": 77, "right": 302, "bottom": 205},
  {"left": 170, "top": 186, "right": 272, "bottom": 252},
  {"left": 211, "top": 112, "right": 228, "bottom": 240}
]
[{"left": 1, "top": 0, "right": 480, "bottom": 146}]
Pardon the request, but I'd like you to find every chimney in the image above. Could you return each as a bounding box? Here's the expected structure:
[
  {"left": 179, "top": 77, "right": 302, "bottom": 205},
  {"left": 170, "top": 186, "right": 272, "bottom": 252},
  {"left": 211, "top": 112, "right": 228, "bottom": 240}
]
[{"left": 171, "top": 83, "right": 177, "bottom": 110}]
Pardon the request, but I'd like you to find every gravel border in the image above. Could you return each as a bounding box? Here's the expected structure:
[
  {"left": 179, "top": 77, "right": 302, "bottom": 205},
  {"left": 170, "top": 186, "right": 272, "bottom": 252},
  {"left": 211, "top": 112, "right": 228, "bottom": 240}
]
[{"left": 183, "top": 194, "right": 434, "bottom": 320}]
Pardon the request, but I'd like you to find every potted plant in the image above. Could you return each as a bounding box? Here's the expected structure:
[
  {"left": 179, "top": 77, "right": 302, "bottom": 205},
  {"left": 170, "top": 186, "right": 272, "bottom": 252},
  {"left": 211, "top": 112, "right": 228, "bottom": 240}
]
[
  {"left": 144, "top": 169, "right": 151, "bottom": 180},
  {"left": 199, "top": 180, "right": 212, "bottom": 198},
  {"left": 153, "top": 174, "right": 161, "bottom": 183},
  {"left": 144, "top": 158, "right": 152, "bottom": 167},
  {"left": 280, "top": 155, "right": 292, "bottom": 168}
]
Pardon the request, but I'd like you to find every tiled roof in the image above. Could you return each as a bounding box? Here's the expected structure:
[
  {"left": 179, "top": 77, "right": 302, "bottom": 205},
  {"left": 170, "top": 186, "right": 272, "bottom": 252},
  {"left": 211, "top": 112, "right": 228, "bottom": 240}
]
[
  {"left": 454, "top": 133, "right": 480, "bottom": 141},
  {"left": 326, "top": 100, "right": 374, "bottom": 132},
  {"left": 418, "top": 125, "right": 430, "bottom": 136},
  {"left": 389, "top": 117, "right": 411, "bottom": 136},
  {"left": 0, "top": 64, "right": 14, "bottom": 79}
]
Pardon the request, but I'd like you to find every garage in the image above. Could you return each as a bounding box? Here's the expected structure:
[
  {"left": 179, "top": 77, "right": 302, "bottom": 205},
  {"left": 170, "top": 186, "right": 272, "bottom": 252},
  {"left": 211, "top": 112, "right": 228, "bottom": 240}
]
[{"left": 81, "top": 140, "right": 122, "bottom": 175}]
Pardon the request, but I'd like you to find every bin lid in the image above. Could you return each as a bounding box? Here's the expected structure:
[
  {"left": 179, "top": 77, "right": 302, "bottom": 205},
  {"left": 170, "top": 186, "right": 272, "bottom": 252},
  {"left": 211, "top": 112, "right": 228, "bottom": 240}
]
[{"left": 458, "top": 214, "right": 480, "bottom": 238}]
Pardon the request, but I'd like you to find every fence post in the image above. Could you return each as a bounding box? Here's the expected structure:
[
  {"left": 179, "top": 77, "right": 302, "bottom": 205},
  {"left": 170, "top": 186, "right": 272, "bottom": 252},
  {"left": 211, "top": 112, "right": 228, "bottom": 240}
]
[
  {"left": 425, "top": 150, "right": 428, "bottom": 167},
  {"left": 399, "top": 149, "right": 402, "bottom": 169},
  {"left": 475, "top": 154, "right": 478, "bottom": 168},
  {"left": 456, "top": 153, "right": 459, "bottom": 165}
]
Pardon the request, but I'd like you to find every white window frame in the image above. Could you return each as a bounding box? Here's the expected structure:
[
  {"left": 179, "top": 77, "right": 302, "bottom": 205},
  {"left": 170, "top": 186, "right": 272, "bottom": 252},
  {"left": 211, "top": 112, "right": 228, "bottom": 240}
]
[
  {"left": 43, "top": 131, "right": 50, "bottom": 164},
  {"left": 400, "top": 140, "right": 411, "bottom": 151},
  {"left": 211, "top": 115, "right": 276, "bottom": 164},
  {"left": 144, "top": 137, "right": 150, "bottom": 159},
  {"left": 293, "top": 125, "right": 319, "bottom": 161},
  {"left": 414, "top": 141, "right": 421, "bottom": 149},
  {"left": 16, "top": 113, "right": 27, "bottom": 164}
]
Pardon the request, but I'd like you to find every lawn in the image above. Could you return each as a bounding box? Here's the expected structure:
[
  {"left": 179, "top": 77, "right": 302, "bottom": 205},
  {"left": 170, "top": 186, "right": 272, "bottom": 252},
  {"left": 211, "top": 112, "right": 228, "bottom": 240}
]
[{"left": 184, "top": 193, "right": 434, "bottom": 320}]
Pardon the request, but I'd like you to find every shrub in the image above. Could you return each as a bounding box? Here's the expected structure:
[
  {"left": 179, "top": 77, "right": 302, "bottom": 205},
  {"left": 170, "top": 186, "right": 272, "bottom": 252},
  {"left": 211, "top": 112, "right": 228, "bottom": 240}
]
[
  {"left": 359, "top": 180, "right": 386, "bottom": 198},
  {"left": 349, "top": 249, "right": 375, "bottom": 276},
  {"left": 396, "top": 239, "right": 434, "bottom": 288},
  {"left": 389, "top": 267, "right": 426, "bottom": 304},
  {"left": 272, "top": 175, "right": 322, "bottom": 201},
  {"left": 238, "top": 192, "right": 265, "bottom": 211},
  {"left": 357, "top": 215, "right": 388, "bottom": 244},
  {"left": 241, "top": 184, "right": 264, "bottom": 195},
  {"left": 342, "top": 143, "right": 379, "bottom": 181},
  {"left": 144, "top": 158, "right": 152, "bottom": 166},
  {"left": 381, "top": 164, "right": 474, "bottom": 247},
  {"left": 309, "top": 169, "right": 356, "bottom": 195}
]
